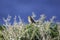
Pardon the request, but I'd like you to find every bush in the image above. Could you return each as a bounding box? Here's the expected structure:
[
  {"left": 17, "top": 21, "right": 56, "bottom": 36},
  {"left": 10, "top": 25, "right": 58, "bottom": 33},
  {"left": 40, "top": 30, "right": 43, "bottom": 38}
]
[{"left": 0, "top": 14, "right": 60, "bottom": 40}]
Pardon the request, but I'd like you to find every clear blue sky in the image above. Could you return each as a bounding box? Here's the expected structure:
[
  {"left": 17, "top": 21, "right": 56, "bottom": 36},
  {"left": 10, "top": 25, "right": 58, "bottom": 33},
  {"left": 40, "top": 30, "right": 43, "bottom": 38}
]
[{"left": 0, "top": 0, "right": 60, "bottom": 24}]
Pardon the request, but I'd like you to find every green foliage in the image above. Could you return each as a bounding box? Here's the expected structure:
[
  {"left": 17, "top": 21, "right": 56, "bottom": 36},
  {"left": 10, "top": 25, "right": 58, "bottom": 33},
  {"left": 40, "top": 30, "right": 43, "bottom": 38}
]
[
  {"left": 0, "top": 25, "right": 5, "bottom": 40},
  {"left": 50, "top": 23, "right": 59, "bottom": 38},
  {"left": 20, "top": 23, "right": 59, "bottom": 40},
  {"left": 20, "top": 24, "right": 40, "bottom": 40}
]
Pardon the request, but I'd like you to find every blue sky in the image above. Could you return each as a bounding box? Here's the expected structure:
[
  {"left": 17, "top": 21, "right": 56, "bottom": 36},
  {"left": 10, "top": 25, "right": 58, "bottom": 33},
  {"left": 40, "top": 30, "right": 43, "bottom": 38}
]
[{"left": 0, "top": 0, "right": 60, "bottom": 24}]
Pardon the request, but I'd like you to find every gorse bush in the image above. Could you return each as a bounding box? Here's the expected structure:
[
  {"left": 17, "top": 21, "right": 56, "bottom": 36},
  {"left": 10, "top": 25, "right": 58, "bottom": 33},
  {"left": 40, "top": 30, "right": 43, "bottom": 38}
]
[{"left": 0, "top": 13, "right": 60, "bottom": 40}]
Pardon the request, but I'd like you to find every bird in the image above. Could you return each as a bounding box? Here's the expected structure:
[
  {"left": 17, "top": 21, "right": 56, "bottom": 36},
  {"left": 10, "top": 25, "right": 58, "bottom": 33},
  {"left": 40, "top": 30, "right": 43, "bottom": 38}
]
[{"left": 28, "top": 16, "right": 36, "bottom": 24}]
